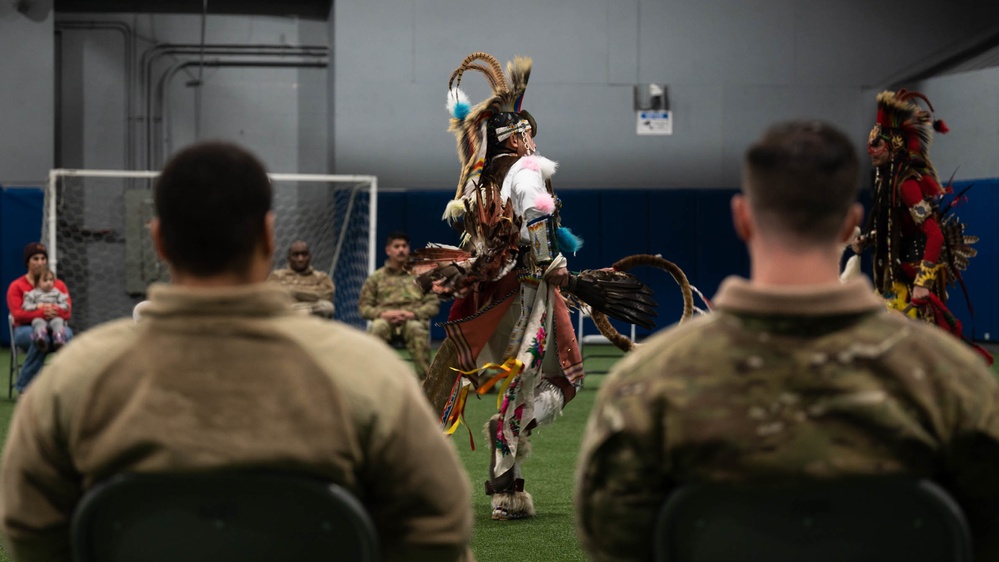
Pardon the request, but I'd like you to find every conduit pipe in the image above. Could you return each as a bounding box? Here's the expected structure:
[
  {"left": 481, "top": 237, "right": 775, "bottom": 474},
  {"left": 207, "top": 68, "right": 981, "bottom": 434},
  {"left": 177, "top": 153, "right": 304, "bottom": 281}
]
[
  {"left": 140, "top": 44, "right": 327, "bottom": 167},
  {"left": 155, "top": 59, "right": 328, "bottom": 167},
  {"left": 54, "top": 20, "right": 136, "bottom": 169}
]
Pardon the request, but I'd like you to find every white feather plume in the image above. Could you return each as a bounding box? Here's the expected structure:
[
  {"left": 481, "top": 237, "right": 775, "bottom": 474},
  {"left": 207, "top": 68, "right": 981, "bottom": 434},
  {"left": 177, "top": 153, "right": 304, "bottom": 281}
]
[
  {"left": 446, "top": 88, "right": 471, "bottom": 119},
  {"left": 535, "top": 156, "right": 558, "bottom": 180}
]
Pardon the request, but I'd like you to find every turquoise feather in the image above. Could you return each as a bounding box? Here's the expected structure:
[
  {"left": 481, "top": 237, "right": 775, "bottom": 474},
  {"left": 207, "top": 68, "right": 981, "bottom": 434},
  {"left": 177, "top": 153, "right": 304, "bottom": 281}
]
[{"left": 557, "top": 227, "right": 583, "bottom": 255}]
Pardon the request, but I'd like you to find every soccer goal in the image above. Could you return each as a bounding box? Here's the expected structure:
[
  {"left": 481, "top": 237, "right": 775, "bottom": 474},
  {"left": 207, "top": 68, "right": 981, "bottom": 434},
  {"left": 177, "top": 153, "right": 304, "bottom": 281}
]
[{"left": 43, "top": 169, "right": 377, "bottom": 332}]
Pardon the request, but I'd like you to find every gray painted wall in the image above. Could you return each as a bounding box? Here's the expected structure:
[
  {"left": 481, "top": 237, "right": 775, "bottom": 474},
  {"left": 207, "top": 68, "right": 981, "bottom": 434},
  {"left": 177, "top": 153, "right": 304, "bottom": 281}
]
[
  {"left": 911, "top": 66, "right": 999, "bottom": 182},
  {"left": 0, "top": 5, "right": 54, "bottom": 185},
  {"left": 54, "top": 14, "right": 328, "bottom": 173},
  {"left": 333, "top": 0, "right": 999, "bottom": 189},
  {"left": 4, "top": 1, "right": 999, "bottom": 188}
]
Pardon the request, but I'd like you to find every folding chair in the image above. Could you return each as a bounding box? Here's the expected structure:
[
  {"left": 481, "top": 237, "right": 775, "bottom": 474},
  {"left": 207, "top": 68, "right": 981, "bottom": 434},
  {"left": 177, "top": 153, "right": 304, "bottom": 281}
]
[
  {"left": 7, "top": 314, "right": 25, "bottom": 399},
  {"left": 72, "top": 471, "right": 380, "bottom": 562},
  {"left": 654, "top": 478, "right": 973, "bottom": 562},
  {"left": 577, "top": 306, "right": 636, "bottom": 374}
]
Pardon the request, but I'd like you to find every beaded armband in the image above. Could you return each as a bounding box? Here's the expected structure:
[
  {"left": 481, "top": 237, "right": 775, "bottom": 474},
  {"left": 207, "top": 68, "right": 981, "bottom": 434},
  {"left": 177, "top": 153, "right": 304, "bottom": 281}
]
[
  {"left": 526, "top": 214, "right": 558, "bottom": 266},
  {"left": 908, "top": 199, "right": 933, "bottom": 225},
  {"left": 913, "top": 260, "right": 942, "bottom": 288}
]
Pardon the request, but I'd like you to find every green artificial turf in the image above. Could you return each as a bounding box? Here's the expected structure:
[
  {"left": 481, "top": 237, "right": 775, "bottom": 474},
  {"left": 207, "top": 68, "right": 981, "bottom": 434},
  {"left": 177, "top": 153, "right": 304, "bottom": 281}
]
[
  {"left": 0, "top": 341, "right": 997, "bottom": 562},
  {"left": 0, "top": 348, "right": 12, "bottom": 562},
  {"left": 450, "top": 379, "right": 602, "bottom": 562}
]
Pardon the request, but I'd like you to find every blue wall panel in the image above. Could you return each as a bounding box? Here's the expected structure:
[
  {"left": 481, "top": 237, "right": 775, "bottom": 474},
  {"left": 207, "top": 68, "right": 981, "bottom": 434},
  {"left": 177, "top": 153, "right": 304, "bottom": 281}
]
[
  {"left": 595, "top": 190, "right": 654, "bottom": 338},
  {"left": 945, "top": 179, "right": 998, "bottom": 342},
  {"left": 373, "top": 191, "right": 407, "bottom": 256},
  {"left": 694, "top": 189, "right": 749, "bottom": 302},
  {"left": 1, "top": 188, "right": 45, "bottom": 347},
  {"left": 4, "top": 184, "right": 996, "bottom": 347},
  {"left": 557, "top": 190, "right": 602, "bottom": 272},
  {"left": 649, "top": 190, "right": 700, "bottom": 330}
]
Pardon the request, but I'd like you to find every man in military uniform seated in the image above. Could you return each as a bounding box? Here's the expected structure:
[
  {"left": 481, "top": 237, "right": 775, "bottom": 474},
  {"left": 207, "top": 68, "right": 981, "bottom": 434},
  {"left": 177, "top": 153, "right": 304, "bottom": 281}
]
[
  {"left": 359, "top": 232, "right": 439, "bottom": 380},
  {"left": 575, "top": 120, "right": 999, "bottom": 562},
  {"left": 0, "top": 141, "right": 474, "bottom": 562},
  {"left": 268, "top": 240, "right": 335, "bottom": 318}
]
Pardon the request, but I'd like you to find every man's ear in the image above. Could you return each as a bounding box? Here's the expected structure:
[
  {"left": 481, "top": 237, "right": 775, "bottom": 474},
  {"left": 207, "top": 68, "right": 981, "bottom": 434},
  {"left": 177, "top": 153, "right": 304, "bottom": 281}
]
[
  {"left": 262, "top": 211, "right": 276, "bottom": 261},
  {"left": 837, "top": 203, "right": 864, "bottom": 244},
  {"left": 731, "top": 194, "right": 753, "bottom": 242},
  {"left": 149, "top": 218, "right": 169, "bottom": 263}
]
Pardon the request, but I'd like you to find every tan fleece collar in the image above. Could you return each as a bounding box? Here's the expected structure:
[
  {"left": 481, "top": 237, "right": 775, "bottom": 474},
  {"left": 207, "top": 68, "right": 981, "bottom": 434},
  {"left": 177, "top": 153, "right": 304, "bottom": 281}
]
[
  {"left": 143, "top": 283, "right": 295, "bottom": 319},
  {"left": 713, "top": 276, "right": 884, "bottom": 316}
]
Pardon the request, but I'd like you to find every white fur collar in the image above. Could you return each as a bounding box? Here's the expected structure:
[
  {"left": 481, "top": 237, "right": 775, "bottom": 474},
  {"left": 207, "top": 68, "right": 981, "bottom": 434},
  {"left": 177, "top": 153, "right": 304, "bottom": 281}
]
[{"left": 518, "top": 154, "right": 558, "bottom": 180}]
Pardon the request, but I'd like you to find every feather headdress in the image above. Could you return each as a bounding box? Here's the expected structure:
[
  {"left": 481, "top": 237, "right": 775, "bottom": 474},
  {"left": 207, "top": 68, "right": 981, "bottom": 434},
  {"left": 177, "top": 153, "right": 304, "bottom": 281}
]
[
  {"left": 870, "top": 89, "right": 948, "bottom": 192},
  {"left": 445, "top": 52, "right": 536, "bottom": 222}
]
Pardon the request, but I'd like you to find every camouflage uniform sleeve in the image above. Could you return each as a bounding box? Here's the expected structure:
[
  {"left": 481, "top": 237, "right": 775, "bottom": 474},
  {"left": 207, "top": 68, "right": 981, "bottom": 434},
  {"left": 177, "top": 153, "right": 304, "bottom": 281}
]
[
  {"left": 412, "top": 290, "right": 440, "bottom": 321},
  {"left": 358, "top": 271, "right": 383, "bottom": 320},
  {"left": 316, "top": 273, "right": 335, "bottom": 303},
  {"left": 575, "top": 354, "right": 670, "bottom": 562},
  {"left": 934, "top": 346, "right": 999, "bottom": 560}
]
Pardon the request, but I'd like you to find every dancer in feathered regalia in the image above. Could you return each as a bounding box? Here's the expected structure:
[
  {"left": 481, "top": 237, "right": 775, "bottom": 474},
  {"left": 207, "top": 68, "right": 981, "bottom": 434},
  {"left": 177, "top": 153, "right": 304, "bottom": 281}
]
[
  {"left": 853, "top": 89, "right": 991, "bottom": 364},
  {"left": 411, "top": 52, "right": 581, "bottom": 521},
  {"left": 410, "top": 52, "right": 656, "bottom": 521}
]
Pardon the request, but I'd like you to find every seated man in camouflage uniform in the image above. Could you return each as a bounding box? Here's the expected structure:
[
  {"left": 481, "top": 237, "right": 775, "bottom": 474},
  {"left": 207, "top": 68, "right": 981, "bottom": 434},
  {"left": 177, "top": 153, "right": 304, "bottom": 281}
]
[
  {"left": 575, "top": 120, "right": 999, "bottom": 562},
  {"left": 359, "top": 232, "right": 439, "bottom": 380},
  {"left": 0, "top": 141, "right": 474, "bottom": 562},
  {"left": 268, "top": 240, "right": 335, "bottom": 318}
]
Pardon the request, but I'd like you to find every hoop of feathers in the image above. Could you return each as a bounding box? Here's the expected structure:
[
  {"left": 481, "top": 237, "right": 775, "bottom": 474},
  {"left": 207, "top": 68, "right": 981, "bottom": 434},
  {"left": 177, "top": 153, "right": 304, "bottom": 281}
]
[{"left": 576, "top": 254, "right": 694, "bottom": 353}]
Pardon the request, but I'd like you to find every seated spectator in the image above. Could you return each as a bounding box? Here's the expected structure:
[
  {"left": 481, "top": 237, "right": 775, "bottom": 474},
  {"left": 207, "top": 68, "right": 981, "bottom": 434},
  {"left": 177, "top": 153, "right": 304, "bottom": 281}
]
[
  {"left": 0, "top": 141, "right": 473, "bottom": 562},
  {"left": 21, "top": 268, "right": 70, "bottom": 351},
  {"left": 359, "top": 232, "right": 440, "bottom": 380},
  {"left": 268, "top": 240, "right": 335, "bottom": 318},
  {"left": 5, "top": 242, "right": 74, "bottom": 395},
  {"left": 575, "top": 120, "right": 999, "bottom": 562}
]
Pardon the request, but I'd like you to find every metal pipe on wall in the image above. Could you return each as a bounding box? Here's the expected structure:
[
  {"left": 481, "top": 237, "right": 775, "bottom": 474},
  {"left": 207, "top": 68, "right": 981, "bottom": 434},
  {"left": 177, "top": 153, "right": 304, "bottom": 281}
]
[
  {"left": 54, "top": 20, "right": 135, "bottom": 170},
  {"left": 153, "top": 58, "right": 328, "bottom": 167},
  {"left": 140, "top": 44, "right": 328, "bottom": 169}
]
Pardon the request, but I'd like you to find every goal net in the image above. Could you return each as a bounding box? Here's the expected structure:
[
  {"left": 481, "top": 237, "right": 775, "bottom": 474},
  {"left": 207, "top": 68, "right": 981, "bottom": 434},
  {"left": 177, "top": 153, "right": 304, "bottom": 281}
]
[{"left": 43, "top": 169, "right": 377, "bottom": 332}]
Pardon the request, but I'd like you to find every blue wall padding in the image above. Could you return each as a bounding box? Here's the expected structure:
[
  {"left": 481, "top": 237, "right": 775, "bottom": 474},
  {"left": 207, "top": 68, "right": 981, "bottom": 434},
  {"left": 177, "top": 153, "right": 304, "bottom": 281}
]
[
  {"left": 649, "top": 190, "right": 700, "bottom": 327},
  {"left": 399, "top": 188, "right": 749, "bottom": 341},
  {"left": 557, "top": 190, "right": 601, "bottom": 269},
  {"left": 694, "top": 190, "right": 750, "bottom": 311},
  {"left": 4, "top": 184, "right": 996, "bottom": 347},
  {"left": 391, "top": 185, "right": 998, "bottom": 345},
  {"left": 405, "top": 192, "right": 456, "bottom": 252},
  {"left": 1, "top": 187, "right": 45, "bottom": 346},
  {"left": 941, "top": 179, "right": 998, "bottom": 341},
  {"left": 374, "top": 191, "right": 408, "bottom": 254}
]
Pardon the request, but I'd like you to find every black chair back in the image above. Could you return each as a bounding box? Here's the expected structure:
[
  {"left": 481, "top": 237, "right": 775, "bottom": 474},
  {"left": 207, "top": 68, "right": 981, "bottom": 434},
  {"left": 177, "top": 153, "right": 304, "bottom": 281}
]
[
  {"left": 655, "top": 479, "right": 973, "bottom": 562},
  {"left": 72, "top": 471, "right": 379, "bottom": 562}
]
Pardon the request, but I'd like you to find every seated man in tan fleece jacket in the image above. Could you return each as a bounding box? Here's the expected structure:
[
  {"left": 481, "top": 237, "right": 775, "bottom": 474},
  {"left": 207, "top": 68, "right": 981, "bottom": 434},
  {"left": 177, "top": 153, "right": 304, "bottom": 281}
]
[{"left": 0, "top": 141, "right": 475, "bottom": 562}]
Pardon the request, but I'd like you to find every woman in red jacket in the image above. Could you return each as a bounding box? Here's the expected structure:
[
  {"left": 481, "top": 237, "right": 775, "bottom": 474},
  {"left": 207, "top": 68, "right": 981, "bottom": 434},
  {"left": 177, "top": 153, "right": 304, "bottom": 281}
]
[{"left": 6, "top": 242, "right": 74, "bottom": 394}]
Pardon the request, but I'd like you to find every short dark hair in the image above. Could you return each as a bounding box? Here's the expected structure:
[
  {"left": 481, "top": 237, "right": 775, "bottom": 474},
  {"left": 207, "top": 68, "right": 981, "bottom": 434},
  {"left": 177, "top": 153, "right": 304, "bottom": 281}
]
[
  {"left": 154, "top": 141, "right": 272, "bottom": 276},
  {"left": 743, "top": 120, "right": 859, "bottom": 244},
  {"left": 385, "top": 231, "right": 409, "bottom": 245}
]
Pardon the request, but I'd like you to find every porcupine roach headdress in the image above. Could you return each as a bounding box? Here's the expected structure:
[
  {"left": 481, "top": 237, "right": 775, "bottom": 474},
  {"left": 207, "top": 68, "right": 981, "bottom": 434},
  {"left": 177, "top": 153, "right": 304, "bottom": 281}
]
[
  {"left": 869, "top": 88, "right": 949, "bottom": 195},
  {"left": 443, "top": 52, "right": 536, "bottom": 222}
]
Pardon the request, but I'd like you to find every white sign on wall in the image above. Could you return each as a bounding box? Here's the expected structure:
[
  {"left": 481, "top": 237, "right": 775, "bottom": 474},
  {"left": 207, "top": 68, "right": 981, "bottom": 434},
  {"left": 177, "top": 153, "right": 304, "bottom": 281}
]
[{"left": 636, "top": 110, "right": 672, "bottom": 136}]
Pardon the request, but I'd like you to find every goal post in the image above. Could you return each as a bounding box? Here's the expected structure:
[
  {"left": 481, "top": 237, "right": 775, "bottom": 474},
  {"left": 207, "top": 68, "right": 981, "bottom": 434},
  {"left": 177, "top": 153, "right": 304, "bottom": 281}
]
[{"left": 44, "top": 168, "right": 377, "bottom": 332}]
